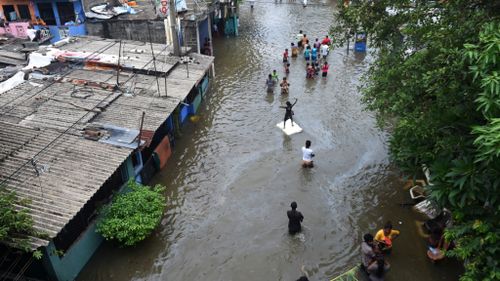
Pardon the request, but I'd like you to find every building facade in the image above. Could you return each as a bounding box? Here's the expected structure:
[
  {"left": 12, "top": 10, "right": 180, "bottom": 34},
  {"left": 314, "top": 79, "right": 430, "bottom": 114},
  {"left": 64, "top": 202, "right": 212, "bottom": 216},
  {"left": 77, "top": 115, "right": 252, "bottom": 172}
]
[
  {"left": 31, "top": 0, "right": 86, "bottom": 42},
  {"left": 0, "top": 0, "right": 36, "bottom": 38}
]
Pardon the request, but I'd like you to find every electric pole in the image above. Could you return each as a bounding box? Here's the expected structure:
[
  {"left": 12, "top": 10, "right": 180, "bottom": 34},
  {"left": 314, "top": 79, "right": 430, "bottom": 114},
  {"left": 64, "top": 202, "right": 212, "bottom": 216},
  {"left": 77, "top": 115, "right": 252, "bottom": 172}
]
[{"left": 169, "top": 0, "right": 181, "bottom": 56}]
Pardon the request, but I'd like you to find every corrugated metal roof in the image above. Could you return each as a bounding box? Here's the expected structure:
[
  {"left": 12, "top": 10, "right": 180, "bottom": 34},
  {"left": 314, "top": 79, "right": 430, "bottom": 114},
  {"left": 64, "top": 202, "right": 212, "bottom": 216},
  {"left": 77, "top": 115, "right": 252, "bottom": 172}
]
[
  {"left": 56, "top": 37, "right": 180, "bottom": 73},
  {"left": 92, "top": 94, "right": 180, "bottom": 131},
  {"left": 0, "top": 81, "right": 120, "bottom": 134},
  {"left": 0, "top": 123, "right": 132, "bottom": 249},
  {"left": 0, "top": 37, "right": 214, "bottom": 249}
]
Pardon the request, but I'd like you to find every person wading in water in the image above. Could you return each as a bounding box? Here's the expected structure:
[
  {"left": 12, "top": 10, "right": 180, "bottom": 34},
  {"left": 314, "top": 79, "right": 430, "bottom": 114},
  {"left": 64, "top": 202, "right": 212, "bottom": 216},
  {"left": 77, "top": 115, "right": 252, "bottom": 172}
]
[
  {"left": 265, "top": 74, "right": 276, "bottom": 93},
  {"left": 301, "top": 140, "right": 315, "bottom": 168},
  {"left": 280, "top": 98, "right": 298, "bottom": 128},
  {"left": 287, "top": 201, "right": 304, "bottom": 235},
  {"left": 280, "top": 77, "right": 290, "bottom": 95}
]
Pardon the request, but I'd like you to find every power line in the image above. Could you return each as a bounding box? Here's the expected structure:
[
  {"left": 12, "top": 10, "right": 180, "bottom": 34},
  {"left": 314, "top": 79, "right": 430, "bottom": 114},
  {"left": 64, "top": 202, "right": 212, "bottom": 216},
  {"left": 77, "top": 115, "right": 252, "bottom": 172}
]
[
  {"left": 0, "top": 39, "right": 175, "bottom": 187},
  {"left": 0, "top": 85, "right": 120, "bottom": 187}
]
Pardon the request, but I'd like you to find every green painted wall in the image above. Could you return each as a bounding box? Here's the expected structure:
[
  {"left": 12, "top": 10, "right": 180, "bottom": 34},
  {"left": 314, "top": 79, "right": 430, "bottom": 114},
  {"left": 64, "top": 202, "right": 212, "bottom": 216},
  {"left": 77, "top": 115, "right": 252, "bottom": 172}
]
[
  {"left": 42, "top": 157, "right": 134, "bottom": 281},
  {"left": 43, "top": 222, "right": 103, "bottom": 281}
]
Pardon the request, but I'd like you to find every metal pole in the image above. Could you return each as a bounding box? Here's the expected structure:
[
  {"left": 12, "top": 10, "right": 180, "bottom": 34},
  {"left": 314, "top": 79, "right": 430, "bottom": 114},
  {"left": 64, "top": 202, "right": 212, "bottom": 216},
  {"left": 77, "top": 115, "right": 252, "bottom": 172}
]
[
  {"left": 137, "top": 111, "right": 145, "bottom": 148},
  {"left": 147, "top": 23, "right": 162, "bottom": 97},
  {"left": 346, "top": 31, "right": 350, "bottom": 54},
  {"left": 116, "top": 40, "right": 122, "bottom": 86},
  {"left": 169, "top": 0, "right": 181, "bottom": 56},
  {"left": 164, "top": 51, "right": 168, "bottom": 97}
]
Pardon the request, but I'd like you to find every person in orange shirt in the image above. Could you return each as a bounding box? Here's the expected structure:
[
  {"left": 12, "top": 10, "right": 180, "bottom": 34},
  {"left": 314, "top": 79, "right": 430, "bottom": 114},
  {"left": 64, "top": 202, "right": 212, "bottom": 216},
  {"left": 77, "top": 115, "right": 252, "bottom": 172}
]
[
  {"left": 301, "top": 34, "right": 308, "bottom": 48},
  {"left": 375, "top": 221, "right": 400, "bottom": 251}
]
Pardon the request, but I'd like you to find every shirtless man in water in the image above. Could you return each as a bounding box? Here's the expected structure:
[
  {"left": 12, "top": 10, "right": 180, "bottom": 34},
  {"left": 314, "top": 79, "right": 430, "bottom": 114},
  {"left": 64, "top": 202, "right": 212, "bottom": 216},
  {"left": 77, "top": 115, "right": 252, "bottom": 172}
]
[{"left": 280, "top": 77, "right": 290, "bottom": 94}]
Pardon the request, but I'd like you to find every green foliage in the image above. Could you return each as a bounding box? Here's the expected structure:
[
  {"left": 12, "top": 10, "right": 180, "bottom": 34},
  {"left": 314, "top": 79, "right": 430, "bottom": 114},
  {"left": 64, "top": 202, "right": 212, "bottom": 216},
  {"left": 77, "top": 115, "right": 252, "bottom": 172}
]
[
  {"left": 0, "top": 190, "right": 39, "bottom": 252},
  {"left": 96, "top": 181, "right": 166, "bottom": 247},
  {"left": 33, "top": 250, "right": 43, "bottom": 260},
  {"left": 331, "top": 1, "right": 500, "bottom": 280}
]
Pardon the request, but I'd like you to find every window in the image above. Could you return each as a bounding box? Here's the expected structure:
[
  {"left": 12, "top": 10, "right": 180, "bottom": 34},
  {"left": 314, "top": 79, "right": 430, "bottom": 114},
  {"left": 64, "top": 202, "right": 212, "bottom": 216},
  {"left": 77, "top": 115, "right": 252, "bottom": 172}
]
[
  {"left": 17, "top": 5, "right": 31, "bottom": 20},
  {"left": 56, "top": 2, "right": 74, "bottom": 25},
  {"left": 2, "top": 5, "right": 16, "bottom": 21},
  {"left": 37, "top": 3, "right": 56, "bottom": 25}
]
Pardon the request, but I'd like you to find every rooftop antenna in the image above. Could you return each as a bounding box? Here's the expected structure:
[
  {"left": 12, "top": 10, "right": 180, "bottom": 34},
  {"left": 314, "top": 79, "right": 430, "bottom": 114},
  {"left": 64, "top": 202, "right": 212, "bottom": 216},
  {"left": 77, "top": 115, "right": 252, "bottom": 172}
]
[
  {"left": 147, "top": 22, "right": 162, "bottom": 97},
  {"left": 137, "top": 111, "right": 145, "bottom": 148},
  {"left": 116, "top": 40, "right": 122, "bottom": 87}
]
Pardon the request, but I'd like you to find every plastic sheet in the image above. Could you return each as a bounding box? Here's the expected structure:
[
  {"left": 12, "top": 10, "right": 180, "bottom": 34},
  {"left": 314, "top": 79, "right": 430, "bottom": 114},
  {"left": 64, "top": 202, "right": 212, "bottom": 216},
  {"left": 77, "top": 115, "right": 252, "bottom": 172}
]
[{"left": 0, "top": 71, "right": 25, "bottom": 94}]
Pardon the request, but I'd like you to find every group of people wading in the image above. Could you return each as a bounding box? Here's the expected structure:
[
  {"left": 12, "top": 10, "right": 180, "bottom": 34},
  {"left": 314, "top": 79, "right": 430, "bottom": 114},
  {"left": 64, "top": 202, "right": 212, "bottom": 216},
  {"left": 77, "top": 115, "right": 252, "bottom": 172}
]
[
  {"left": 360, "top": 222, "right": 400, "bottom": 281},
  {"left": 269, "top": 31, "right": 399, "bottom": 281},
  {"left": 266, "top": 31, "right": 332, "bottom": 96},
  {"left": 266, "top": 31, "right": 332, "bottom": 136}
]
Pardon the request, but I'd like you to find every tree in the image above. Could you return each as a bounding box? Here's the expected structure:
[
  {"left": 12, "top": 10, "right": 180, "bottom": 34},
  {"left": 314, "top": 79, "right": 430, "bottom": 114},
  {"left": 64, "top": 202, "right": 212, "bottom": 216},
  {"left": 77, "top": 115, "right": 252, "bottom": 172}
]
[
  {"left": 0, "top": 190, "right": 39, "bottom": 253},
  {"left": 331, "top": 1, "right": 500, "bottom": 280},
  {"left": 96, "top": 181, "right": 166, "bottom": 247}
]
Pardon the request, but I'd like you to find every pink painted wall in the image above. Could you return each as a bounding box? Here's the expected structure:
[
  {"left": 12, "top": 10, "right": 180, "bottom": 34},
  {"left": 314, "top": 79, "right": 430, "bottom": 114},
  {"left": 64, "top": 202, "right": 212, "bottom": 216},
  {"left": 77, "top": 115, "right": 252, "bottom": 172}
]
[{"left": 0, "top": 21, "right": 30, "bottom": 38}]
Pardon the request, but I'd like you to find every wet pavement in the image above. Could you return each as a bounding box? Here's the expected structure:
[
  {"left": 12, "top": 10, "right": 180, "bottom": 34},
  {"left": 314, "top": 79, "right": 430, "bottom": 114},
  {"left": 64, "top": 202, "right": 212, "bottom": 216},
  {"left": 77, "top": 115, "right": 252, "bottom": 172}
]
[{"left": 78, "top": 1, "right": 462, "bottom": 280}]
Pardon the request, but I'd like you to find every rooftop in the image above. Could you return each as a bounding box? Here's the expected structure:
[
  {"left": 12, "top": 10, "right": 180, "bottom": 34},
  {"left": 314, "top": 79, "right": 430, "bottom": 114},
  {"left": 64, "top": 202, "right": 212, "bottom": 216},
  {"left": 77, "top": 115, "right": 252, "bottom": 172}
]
[
  {"left": 0, "top": 121, "right": 132, "bottom": 249},
  {"left": 82, "top": 0, "right": 215, "bottom": 21},
  {"left": 0, "top": 36, "right": 214, "bottom": 249}
]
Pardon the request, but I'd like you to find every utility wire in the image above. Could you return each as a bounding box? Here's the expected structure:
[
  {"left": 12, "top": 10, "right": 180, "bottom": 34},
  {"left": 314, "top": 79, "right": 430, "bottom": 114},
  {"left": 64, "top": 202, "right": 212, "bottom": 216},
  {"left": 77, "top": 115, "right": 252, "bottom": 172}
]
[{"left": 0, "top": 86, "right": 120, "bottom": 188}]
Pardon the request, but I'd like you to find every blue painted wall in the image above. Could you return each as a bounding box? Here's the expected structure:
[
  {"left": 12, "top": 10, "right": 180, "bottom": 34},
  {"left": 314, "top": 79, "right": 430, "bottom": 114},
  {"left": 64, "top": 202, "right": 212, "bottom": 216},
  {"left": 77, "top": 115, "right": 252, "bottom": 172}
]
[
  {"left": 200, "top": 75, "right": 209, "bottom": 97},
  {"left": 32, "top": 0, "right": 86, "bottom": 43},
  {"left": 179, "top": 105, "right": 190, "bottom": 124},
  {"left": 189, "top": 91, "right": 202, "bottom": 115}
]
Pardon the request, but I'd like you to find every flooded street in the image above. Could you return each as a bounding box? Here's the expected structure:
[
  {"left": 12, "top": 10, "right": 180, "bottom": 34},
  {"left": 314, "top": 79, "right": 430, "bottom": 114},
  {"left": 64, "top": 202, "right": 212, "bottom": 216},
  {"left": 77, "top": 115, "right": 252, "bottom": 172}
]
[{"left": 78, "top": 1, "right": 461, "bottom": 280}]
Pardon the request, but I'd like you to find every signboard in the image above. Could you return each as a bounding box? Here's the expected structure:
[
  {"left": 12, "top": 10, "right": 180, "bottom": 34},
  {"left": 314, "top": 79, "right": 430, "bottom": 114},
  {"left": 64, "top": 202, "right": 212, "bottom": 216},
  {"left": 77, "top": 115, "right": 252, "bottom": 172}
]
[
  {"left": 157, "top": 0, "right": 168, "bottom": 17},
  {"left": 354, "top": 32, "right": 367, "bottom": 52}
]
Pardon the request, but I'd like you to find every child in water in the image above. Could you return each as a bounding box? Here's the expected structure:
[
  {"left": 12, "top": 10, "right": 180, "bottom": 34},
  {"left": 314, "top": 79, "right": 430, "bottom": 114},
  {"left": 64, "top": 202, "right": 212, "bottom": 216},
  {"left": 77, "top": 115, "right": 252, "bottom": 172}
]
[
  {"left": 283, "top": 48, "right": 289, "bottom": 63},
  {"left": 280, "top": 77, "right": 290, "bottom": 95},
  {"left": 304, "top": 46, "right": 311, "bottom": 62},
  {"left": 306, "top": 64, "right": 314, "bottom": 79},
  {"left": 285, "top": 63, "right": 290, "bottom": 74},
  {"left": 280, "top": 98, "right": 298, "bottom": 128},
  {"left": 314, "top": 63, "right": 320, "bottom": 76},
  {"left": 311, "top": 47, "right": 318, "bottom": 63},
  {"left": 271, "top": 70, "right": 279, "bottom": 82},
  {"left": 291, "top": 42, "right": 299, "bottom": 57},
  {"left": 322, "top": 62, "right": 329, "bottom": 77},
  {"left": 265, "top": 74, "right": 275, "bottom": 93}
]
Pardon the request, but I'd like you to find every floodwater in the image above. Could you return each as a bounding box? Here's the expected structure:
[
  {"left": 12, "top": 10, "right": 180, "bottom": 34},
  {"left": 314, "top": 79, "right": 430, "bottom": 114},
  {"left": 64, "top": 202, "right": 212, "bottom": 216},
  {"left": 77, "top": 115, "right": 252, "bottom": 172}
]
[{"left": 78, "top": 1, "right": 462, "bottom": 280}]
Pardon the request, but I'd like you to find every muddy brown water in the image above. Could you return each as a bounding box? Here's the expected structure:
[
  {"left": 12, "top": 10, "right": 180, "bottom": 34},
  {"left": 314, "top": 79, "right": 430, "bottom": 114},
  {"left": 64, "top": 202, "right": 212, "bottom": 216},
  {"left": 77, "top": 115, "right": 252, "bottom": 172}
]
[{"left": 78, "top": 1, "right": 462, "bottom": 280}]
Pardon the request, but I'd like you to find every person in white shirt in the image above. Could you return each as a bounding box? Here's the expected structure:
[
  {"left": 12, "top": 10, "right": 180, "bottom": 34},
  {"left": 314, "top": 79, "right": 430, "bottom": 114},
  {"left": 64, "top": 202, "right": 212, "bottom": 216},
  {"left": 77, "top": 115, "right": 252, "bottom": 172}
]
[
  {"left": 296, "top": 30, "right": 304, "bottom": 48},
  {"left": 320, "top": 44, "right": 329, "bottom": 59},
  {"left": 301, "top": 140, "right": 315, "bottom": 168}
]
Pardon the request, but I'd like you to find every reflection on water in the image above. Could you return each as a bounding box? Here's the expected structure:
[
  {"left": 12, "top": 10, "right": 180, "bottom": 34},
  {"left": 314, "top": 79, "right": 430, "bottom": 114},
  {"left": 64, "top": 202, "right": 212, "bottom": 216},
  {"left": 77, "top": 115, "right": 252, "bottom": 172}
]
[{"left": 77, "top": 1, "right": 462, "bottom": 280}]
